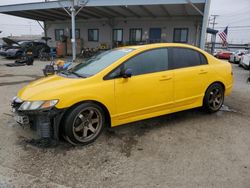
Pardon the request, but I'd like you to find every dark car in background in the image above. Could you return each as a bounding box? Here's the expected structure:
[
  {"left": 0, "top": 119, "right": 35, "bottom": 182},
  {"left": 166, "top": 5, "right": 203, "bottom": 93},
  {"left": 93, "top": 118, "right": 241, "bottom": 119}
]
[{"left": 0, "top": 38, "right": 50, "bottom": 58}]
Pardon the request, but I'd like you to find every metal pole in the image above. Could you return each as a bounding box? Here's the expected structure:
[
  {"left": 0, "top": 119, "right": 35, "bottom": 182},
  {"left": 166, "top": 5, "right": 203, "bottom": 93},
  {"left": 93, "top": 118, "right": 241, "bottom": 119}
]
[
  {"left": 200, "top": 0, "right": 211, "bottom": 50},
  {"left": 211, "top": 34, "right": 216, "bottom": 54},
  {"left": 71, "top": 1, "right": 76, "bottom": 61}
]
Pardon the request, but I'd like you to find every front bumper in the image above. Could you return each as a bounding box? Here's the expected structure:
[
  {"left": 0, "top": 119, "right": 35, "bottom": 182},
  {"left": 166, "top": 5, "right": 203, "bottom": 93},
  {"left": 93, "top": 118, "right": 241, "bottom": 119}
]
[{"left": 11, "top": 100, "right": 65, "bottom": 140}]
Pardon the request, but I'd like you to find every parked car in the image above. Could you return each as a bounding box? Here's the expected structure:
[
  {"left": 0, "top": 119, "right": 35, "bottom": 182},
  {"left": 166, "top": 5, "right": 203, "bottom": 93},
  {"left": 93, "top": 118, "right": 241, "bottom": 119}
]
[
  {"left": 229, "top": 50, "right": 248, "bottom": 63},
  {"left": 11, "top": 43, "right": 233, "bottom": 146},
  {"left": 0, "top": 42, "right": 12, "bottom": 56},
  {"left": 0, "top": 38, "right": 30, "bottom": 57},
  {"left": 215, "top": 50, "right": 233, "bottom": 60},
  {"left": 239, "top": 51, "right": 250, "bottom": 69},
  {"left": 2, "top": 38, "right": 50, "bottom": 58},
  {"left": 213, "top": 49, "right": 222, "bottom": 56},
  {"left": 0, "top": 43, "right": 4, "bottom": 56}
]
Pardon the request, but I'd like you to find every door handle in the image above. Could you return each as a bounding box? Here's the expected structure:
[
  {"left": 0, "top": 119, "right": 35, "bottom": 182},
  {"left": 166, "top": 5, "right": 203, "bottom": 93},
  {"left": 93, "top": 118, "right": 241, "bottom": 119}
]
[
  {"left": 159, "top": 75, "right": 173, "bottom": 81},
  {"left": 199, "top": 69, "right": 208, "bottom": 74}
]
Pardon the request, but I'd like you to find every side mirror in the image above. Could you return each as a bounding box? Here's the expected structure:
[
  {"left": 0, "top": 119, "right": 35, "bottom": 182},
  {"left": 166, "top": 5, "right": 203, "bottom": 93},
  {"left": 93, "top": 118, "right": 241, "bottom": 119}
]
[{"left": 122, "top": 68, "right": 132, "bottom": 78}]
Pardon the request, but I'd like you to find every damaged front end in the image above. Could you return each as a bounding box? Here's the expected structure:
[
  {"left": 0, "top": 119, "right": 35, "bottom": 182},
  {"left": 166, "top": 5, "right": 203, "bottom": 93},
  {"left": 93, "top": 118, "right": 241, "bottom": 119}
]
[{"left": 11, "top": 96, "right": 65, "bottom": 143}]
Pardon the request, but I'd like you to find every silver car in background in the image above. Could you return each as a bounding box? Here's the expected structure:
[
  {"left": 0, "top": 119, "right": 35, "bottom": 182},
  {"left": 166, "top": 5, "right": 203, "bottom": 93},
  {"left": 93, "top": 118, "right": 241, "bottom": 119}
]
[
  {"left": 229, "top": 50, "right": 248, "bottom": 64},
  {"left": 239, "top": 51, "right": 250, "bottom": 69}
]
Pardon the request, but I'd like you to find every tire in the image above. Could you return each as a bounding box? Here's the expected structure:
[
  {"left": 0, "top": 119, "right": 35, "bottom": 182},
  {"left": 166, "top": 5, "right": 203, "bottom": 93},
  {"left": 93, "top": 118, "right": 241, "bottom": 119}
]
[
  {"left": 62, "top": 102, "right": 106, "bottom": 145},
  {"left": 247, "top": 77, "right": 250, "bottom": 84},
  {"left": 203, "top": 83, "right": 224, "bottom": 113}
]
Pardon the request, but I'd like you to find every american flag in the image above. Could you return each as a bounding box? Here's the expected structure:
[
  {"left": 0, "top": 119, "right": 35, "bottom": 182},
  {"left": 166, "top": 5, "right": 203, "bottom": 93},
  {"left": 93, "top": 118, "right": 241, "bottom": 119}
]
[{"left": 218, "top": 26, "right": 228, "bottom": 46}]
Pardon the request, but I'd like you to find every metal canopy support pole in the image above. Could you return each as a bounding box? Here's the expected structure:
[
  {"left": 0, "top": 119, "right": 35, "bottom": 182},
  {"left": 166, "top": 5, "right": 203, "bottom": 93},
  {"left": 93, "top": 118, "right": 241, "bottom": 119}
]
[
  {"left": 71, "top": 2, "right": 76, "bottom": 61},
  {"left": 200, "top": 0, "right": 211, "bottom": 50}
]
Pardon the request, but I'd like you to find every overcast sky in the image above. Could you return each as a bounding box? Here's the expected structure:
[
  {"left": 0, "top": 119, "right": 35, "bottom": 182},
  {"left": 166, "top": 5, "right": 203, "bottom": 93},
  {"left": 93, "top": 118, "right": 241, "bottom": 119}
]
[{"left": 0, "top": 0, "right": 250, "bottom": 44}]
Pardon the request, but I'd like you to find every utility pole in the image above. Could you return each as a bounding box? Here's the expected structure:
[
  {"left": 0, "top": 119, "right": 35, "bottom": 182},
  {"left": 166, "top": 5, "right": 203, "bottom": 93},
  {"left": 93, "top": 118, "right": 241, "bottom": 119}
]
[
  {"left": 209, "top": 15, "right": 219, "bottom": 29},
  {"left": 209, "top": 15, "right": 219, "bottom": 43},
  {"left": 209, "top": 15, "right": 219, "bottom": 54},
  {"left": 28, "top": 22, "right": 32, "bottom": 35}
]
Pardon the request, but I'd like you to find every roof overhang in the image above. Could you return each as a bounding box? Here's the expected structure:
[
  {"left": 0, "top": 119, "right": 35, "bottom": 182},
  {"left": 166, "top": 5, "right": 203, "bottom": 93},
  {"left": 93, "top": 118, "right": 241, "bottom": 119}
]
[{"left": 0, "top": 0, "right": 206, "bottom": 21}]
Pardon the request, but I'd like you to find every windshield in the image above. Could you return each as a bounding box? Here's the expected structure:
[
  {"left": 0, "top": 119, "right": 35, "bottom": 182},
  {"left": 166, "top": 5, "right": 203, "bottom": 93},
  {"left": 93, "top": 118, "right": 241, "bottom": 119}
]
[{"left": 69, "top": 48, "right": 134, "bottom": 77}]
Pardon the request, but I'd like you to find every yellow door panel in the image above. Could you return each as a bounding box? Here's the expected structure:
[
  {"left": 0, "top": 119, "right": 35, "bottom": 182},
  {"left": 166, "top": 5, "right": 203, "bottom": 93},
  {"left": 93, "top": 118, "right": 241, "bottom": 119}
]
[
  {"left": 174, "top": 65, "right": 210, "bottom": 106},
  {"left": 114, "top": 70, "right": 174, "bottom": 120}
]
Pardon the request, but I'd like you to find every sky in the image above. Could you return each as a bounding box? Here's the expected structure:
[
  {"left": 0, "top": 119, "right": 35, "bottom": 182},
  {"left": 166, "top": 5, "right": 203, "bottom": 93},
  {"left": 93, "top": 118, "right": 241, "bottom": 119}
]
[{"left": 0, "top": 0, "right": 250, "bottom": 44}]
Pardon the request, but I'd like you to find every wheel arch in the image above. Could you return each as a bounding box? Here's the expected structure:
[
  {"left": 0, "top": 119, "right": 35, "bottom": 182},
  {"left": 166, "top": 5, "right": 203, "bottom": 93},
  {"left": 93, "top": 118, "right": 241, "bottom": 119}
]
[
  {"left": 61, "top": 100, "right": 111, "bottom": 129},
  {"left": 207, "top": 81, "right": 225, "bottom": 91}
]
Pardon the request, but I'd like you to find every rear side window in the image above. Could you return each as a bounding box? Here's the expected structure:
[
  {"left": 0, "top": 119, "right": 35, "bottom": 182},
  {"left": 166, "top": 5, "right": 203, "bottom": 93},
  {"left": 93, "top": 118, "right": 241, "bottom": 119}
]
[
  {"left": 123, "top": 48, "right": 168, "bottom": 76},
  {"left": 199, "top": 52, "right": 208, "bottom": 65},
  {"left": 169, "top": 47, "right": 207, "bottom": 69}
]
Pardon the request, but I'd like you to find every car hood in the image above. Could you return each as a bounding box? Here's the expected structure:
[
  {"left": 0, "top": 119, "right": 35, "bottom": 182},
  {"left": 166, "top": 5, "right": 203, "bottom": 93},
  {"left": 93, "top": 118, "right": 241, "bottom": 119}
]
[
  {"left": 2, "top": 37, "right": 19, "bottom": 46},
  {"left": 17, "top": 74, "right": 88, "bottom": 101}
]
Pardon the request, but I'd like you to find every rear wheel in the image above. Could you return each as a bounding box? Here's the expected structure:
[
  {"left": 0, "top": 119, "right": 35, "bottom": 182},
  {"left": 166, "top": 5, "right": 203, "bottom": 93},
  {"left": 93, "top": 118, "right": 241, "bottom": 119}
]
[
  {"left": 203, "top": 83, "right": 224, "bottom": 113},
  {"left": 62, "top": 103, "right": 106, "bottom": 145}
]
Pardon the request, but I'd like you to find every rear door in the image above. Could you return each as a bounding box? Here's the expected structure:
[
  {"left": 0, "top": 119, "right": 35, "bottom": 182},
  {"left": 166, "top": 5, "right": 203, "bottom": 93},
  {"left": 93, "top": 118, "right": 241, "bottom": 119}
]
[{"left": 169, "top": 47, "right": 210, "bottom": 107}]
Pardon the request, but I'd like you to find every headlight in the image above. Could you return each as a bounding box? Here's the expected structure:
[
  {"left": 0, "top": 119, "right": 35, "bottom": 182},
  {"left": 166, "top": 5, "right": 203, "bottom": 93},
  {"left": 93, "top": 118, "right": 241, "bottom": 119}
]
[{"left": 18, "top": 100, "right": 59, "bottom": 111}]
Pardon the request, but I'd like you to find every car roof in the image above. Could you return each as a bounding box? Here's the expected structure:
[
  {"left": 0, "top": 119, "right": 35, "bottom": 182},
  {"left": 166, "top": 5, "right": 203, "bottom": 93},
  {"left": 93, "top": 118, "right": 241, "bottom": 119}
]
[{"left": 120, "top": 43, "right": 200, "bottom": 50}]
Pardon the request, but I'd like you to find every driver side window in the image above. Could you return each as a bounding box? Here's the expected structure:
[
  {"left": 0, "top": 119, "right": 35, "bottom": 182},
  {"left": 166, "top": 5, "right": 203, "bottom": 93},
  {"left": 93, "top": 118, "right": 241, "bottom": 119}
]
[
  {"left": 124, "top": 48, "right": 168, "bottom": 76},
  {"left": 106, "top": 48, "right": 168, "bottom": 79}
]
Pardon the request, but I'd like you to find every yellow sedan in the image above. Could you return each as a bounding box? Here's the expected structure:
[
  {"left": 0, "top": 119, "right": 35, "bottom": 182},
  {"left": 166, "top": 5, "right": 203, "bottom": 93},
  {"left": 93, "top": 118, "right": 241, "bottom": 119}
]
[{"left": 12, "top": 43, "right": 233, "bottom": 145}]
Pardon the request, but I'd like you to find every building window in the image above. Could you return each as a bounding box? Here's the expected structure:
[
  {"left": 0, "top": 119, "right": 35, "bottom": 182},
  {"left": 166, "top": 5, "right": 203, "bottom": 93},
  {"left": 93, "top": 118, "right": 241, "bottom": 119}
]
[
  {"left": 130, "top": 28, "right": 142, "bottom": 42},
  {"left": 55, "top": 29, "right": 64, "bottom": 41},
  {"left": 70, "top": 29, "right": 80, "bottom": 39},
  {"left": 113, "top": 29, "right": 123, "bottom": 42},
  {"left": 173, "top": 28, "right": 189, "bottom": 43},
  {"left": 88, "top": 29, "right": 99, "bottom": 42}
]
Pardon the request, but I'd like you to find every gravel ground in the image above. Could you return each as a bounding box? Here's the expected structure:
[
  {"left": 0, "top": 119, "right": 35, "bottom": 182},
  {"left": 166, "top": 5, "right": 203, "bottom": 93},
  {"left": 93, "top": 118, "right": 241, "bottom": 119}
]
[{"left": 0, "top": 57, "right": 250, "bottom": 188}]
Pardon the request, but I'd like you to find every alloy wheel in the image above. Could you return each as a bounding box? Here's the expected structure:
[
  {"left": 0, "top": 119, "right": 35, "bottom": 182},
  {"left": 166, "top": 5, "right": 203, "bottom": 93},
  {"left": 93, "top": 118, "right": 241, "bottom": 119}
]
[
  {"left": 208, "top": 88, "right": 223, "bottom": 111},
  {"left": 72, "top": 107, "right": 102, "bottom": 143}
]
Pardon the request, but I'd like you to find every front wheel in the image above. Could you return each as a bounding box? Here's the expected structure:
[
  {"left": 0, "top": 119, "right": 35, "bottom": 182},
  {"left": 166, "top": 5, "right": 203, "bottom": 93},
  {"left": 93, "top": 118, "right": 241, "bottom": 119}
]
[
  {"left": 62, "top": 103, "right": 106, "bottom": 145},
  {"left": 203, "top": 83, "right": 224, "bottom": 113}
]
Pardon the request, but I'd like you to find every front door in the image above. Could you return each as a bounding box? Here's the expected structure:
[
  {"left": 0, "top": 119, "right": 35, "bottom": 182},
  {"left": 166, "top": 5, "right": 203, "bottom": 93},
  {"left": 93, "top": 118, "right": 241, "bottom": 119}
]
[
  {"left": 149, "top": 28, "right": 162, "bottom": 43},
  {"left": 112, "top": 48, "right": 174, "bottom": 123}
]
